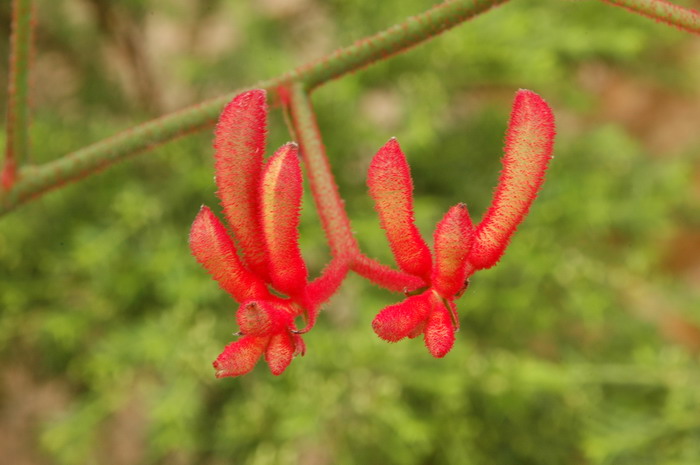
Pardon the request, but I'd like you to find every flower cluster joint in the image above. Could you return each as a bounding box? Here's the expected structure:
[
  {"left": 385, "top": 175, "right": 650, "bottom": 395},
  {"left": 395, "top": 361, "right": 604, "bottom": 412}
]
[
  {"left": 369, "top": 89, "right": 555, "bottom": 357},
  {"left": 189, "top": 89, "right": 347, "bottom": 377}
]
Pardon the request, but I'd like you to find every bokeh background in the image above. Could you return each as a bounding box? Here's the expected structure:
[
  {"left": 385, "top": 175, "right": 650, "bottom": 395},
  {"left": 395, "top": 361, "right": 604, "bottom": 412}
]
[{"left": 1, "top": 0, "right": 700, "bottom": 463}]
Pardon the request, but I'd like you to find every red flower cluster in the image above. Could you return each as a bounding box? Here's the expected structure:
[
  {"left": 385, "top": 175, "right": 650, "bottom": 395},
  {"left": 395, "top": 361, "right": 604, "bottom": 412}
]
[
  {"left": 191, "top": 88, "right": 555, "bottom": 377},
  {"left": 189, "top": 90, "right": 346, "bottom": 377},
  {"left": 369, "top": 90, "right": 555, "bottom": 357}
]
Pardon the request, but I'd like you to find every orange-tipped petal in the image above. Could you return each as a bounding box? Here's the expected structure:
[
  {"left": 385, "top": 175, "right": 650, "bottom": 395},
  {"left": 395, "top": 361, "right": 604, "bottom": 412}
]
[
  {"left": 260, "top": 143, "right": 308, "bottom": 296},
  {"left": 423, "top": 301, "right": 455, "bottom": 358},
  {"left": 265, "top": 332, "right": 296, "bottom": 376},
  {"left": 215, "top": 89, "right": 270, "bottom": 279},
  {"left": 189, "top": 206, "right": 269, "bottom": 302},
  {"left": 237, "top": 301, "right": 294, "bottom": 336},
  {"left": 432, "top": 203, "right": 474, "bottom": 297},
  {"left": 368, "top": 138, "right": 432, "bottom": 281},
  {"left": 372, "top": 292, "right": 432, "bottom": 343},
  {"left": 213, "top": 335, "right": 268, "bottom": 378},
  {"left": 469, "top": 89, "right": 555, "bottom": 270}
]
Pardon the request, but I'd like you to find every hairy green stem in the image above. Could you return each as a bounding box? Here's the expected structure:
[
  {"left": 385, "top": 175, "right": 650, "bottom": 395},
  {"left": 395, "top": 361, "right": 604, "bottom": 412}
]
[
  {"left": 598, "top": 0, "right": 700, "bottom": 34},
  {"left": 282, "top": 0, "right": 510, "bottom": 90},
  {"left": 0, "top": 0, "right": 508, "bottom": 214},
  {"left": 2, "top": 0, "right": 34, "bottom": 190},
  {"left": 287, "top": 83, "right": 424, "bottom": 293}
]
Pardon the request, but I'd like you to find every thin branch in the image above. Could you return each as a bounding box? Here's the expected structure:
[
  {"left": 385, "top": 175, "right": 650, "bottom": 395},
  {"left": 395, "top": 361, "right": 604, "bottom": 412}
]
[
  {"left": 283, "top": 0, "right": 510, "bottom": 90},
  {"left": 0, "top": 0, "right": 508, "bottom": 214},
  {"left": 2, "top": 0, "right": 34, "bottom": 190},
  {"left": 598, "top": 0, "right": 700, "bottom": 34}
]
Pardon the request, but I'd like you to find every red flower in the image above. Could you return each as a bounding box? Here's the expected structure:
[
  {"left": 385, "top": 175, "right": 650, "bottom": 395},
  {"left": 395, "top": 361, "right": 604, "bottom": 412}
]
[
  {"left": 189, "top": 90, "right": 346, "bottom": 377},
  {"left": 191, "top": 87, "right": 555, "bottom": 375},
  {"left": 369, "top": 89, "right": 555, "bottom": 357}
]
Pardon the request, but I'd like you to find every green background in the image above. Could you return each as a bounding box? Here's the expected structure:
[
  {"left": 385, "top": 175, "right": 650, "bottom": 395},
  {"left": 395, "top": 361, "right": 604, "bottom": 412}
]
[{"left": 1, "top": 0, "right": 700, "bottom": 463}]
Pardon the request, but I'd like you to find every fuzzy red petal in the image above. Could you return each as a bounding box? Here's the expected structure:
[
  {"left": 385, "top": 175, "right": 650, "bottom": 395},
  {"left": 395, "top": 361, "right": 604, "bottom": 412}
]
[
  {"left": 372, "top": 292, "right": 432, "bottom": 343},
  {"left": 469, "top": 89, "right": 555, "bottom": 270},
  {"left": 237, "top": 300, "right": 294, "bottom": 336},
  {"left": 368, "top": 138, "right": 432, "bottom": 281},
  {"left": 260, "top": 143, "right": 308, "bottom": 296},
  {"left": 423, "top": 300, "right": 455, "bottom": 358},
  {"left": 432, "top": 203, "right": 474, "bottom": 297},
  {"left": 215, "top": 89, "right": 270, "bottom": 279},
  {"left": 265, "top": 332, "right": 296, "bottom": 376},
  {"left": 213, "top": 335, "right": 268, "bottom": 378},
  {"left": 189, "top": 206, "right": 269, "bottom": 302},
  {"left": 407, "top": 320, "right": 427, "bottom": 339}
]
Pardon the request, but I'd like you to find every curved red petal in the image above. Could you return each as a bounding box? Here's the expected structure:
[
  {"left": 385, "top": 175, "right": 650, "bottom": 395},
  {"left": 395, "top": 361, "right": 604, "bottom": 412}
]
[
  {"left": 424, "top": 297, "right": 456, "bottom": 358},
  {"left": 469, "top": 89, "right": 555, "bottom": 270},
  {"left": 371, "top": 292, "right": 432, "bottom": 343},
  {"left": 432, "top": 203, "right": 474, "bottom": 298},
  {"left": 215, "top": 89, "right": 270, "bottom": 279},
  {"left": 189, "top": 206, "right": 268, "bottom": 302},
  {"left": 260, "top": 143, "right": 308, "bottom": 296},
  {"left": 265, "top": 332, "right": 296, "bottom": 376},
  {"left": 213, "top": 335, "right": 267, "bottom": 378},
  {"left": 368, "top": 138, "right": 432, "bottom": 281}
]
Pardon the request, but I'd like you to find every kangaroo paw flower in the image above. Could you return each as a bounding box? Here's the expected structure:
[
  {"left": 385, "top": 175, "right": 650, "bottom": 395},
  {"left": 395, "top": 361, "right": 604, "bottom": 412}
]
[
  {"left": 192, "top": 90, "right": 345, "bottom": 378},
  {"left": 369, "top": 89, "right": 555, "bottom": 358}
]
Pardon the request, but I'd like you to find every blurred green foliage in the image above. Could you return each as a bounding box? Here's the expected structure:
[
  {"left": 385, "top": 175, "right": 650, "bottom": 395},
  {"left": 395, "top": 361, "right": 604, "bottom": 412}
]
[{"left": 1, "top": 0, "right": 700, "bottom": 464}]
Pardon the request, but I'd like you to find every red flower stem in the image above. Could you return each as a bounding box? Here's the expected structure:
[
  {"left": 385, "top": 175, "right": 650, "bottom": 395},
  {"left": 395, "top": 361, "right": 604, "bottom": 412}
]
[
  {"left": 286, "top": 83, "right": 424, "bottom": 293},
  {"left": 2, "top": 0, "right": 34, "bottom": 191},
  {"left": 351, "top": 254, "right": 425, "bottom": 293},
  {"left": 287, "top": 83, "right": 358, "bottom": 260},
  {"left": 597, "top": 0, "right": 700, "bottom": 34},
  {"left": 0, "top": 0, "right": 508, "bottom": 214}
]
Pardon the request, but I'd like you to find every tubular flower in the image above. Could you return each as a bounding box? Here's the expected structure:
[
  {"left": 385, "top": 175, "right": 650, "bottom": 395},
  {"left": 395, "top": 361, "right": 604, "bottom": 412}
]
[
  {"left": 189, "top": 89, "right": 347, "bottom": 377},
  {"left": 369, "top": 89, "right": 555, "bottom": 357}
]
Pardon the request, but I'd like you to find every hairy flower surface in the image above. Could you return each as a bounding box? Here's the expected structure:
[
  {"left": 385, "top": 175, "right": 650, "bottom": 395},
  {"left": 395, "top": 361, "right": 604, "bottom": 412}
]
[
  {"left": 190, "top": 89, "right": 346, "bottom": 377},
  {"left": 370, "top": 89, "right": 555, "bottom": 357}
]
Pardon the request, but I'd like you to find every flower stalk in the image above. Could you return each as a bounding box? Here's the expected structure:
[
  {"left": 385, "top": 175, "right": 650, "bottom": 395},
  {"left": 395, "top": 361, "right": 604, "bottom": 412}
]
[{"left": 286, "top": 83, "right": 425, "bottom": 293}]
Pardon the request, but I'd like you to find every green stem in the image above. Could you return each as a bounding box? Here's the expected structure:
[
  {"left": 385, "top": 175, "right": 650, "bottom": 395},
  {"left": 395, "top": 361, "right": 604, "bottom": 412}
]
[
  {"left": 598, "top": 0, "right": 700, "bottom": 34},
  {"left": 283, "top": 0, "right": 510, "bottom": 90},
  {"left": 0, "top": 0, "right": 508, "bottom": 214},
  {"left": 2, "top": 0, "right": 34, "bottom": 190},
  {"left": 287, "top": 83, "right": 424, "bottom": 293}
]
